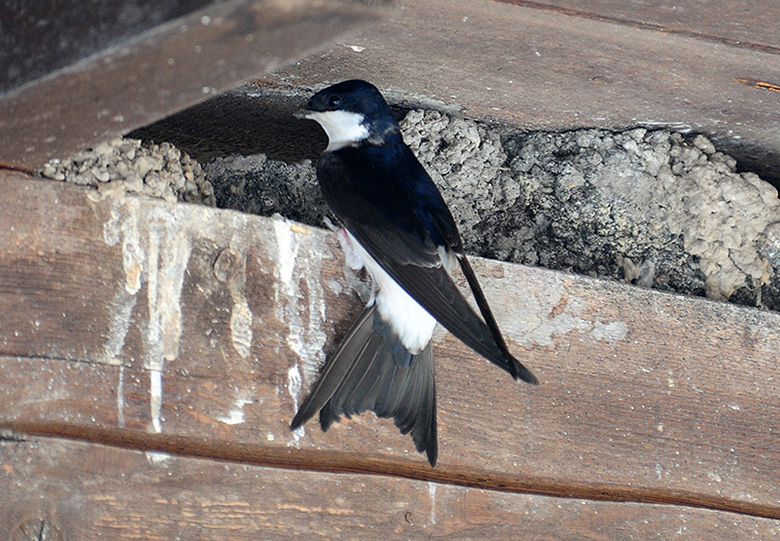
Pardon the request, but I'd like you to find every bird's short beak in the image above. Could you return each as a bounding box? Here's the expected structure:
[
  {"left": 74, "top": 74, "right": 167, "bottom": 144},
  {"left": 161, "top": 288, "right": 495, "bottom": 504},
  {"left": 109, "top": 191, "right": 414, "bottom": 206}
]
[{"left": 294, "top": 109, "right": 313, "bottom": 120}]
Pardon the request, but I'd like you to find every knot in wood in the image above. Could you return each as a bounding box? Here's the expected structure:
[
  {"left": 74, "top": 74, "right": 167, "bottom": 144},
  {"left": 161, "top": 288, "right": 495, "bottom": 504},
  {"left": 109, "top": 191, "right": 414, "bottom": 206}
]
[{"left": 213, "top": 248, "right": 242, "bottom": 284}]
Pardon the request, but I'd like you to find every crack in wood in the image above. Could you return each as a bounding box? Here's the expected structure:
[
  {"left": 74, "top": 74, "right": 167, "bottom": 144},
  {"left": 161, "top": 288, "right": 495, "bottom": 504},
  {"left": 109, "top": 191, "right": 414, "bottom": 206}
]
[
  {"left": 499, "top": 1, "right": 780, "bottom": 55},
  {"left": 0, "top": 429, "right": 27, "bottom": 442}
]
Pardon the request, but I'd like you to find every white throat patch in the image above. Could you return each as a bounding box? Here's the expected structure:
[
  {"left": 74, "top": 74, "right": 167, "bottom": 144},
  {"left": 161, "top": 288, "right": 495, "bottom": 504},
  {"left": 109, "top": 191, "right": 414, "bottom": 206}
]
[{"left": 305, "top": 110, "right": 369, "bottom": 151}]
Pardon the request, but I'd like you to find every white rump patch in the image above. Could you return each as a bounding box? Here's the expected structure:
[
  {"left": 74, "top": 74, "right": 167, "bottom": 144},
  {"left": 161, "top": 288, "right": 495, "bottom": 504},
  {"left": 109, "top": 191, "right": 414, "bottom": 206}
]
[
  {"left": 305, "top": 110, "right": 369, "bottom": 151},
  {"left": 346, "top": 231, "right": 437, "bottom": 354}
]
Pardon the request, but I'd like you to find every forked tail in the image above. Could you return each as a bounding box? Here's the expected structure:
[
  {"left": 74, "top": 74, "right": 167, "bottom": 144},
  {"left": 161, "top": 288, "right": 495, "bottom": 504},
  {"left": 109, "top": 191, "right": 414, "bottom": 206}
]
[{"left": 291, "top": 304, "right": 438, "bottom": 466}]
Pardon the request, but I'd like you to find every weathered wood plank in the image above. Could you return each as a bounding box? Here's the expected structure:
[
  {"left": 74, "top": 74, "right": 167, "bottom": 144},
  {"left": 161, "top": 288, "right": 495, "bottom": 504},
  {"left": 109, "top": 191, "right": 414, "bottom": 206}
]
[
  {"left": 1, "top": 436, "right": 778, "bottom": 539},
  {"left": 500, "top": 1, "right": 780, "bottom": 50},
  {"left": 1, "top": 172, "right": 780, "bottom": 519},
  {"left": 262, "top": 0, "right": 780, "bottom": 184},
  {"left": 0, "top": 0, "right": 385, "bottom": 171}
]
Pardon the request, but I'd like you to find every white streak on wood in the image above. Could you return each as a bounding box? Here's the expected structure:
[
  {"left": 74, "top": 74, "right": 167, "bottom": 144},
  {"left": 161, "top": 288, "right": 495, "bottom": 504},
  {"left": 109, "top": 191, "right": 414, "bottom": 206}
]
[
  {"left": 272, "top": 218, "right": 328, "bottom": 387},
  {"left": 217, "top": 238, "right": 254, "bottom": 359},
  {"left": 150, "top": 368, "right": 163, "bottom": 433},
  {"left": 145, "top": 451, "right": 171, "bottom": 465},
  {"left": 429, "top": 482, "right": 437, "bottom": 525},
  {"left": 230, "top": 297, "right": 253, "bottom": 359},
  {"left": 217, "top": 393, "right": 253, "bottom": 425},
  {"left": 590, "top": 320, "right": 629, "bottom": 345},
  {"left": 103, "top": 199, "right": 192, "bottom": 370},
  {"left": 117, "top": 365, "right": 126, "bottom": 428},
  {"left": 217, "top": 409, "right": 245, "bottom": 425},
  {"left": 146, "top": 211, "right": 191, "bottom": 366},
  {"left": 101, "top": 288, "right": 137, "bottom": 364},
  {"left": 146, "top": 228, "right": 162, "bottom": 366},
  {"left": 288, "top": 365, "right": 305, "bottom": 441},
  {"left": 274, "top": 218, "right": 298, "bottom": 298},
  {"left": 104, "top": 200, "right": 145, "bottom": 295},
  {"left": 481, "top": 267, "right": 628, "bottom": 349}
]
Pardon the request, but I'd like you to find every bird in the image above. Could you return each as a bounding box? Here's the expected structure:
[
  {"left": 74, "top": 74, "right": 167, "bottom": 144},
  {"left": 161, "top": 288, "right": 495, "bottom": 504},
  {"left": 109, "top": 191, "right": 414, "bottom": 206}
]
[{"left": 290, "top": 80, "right": 538, "bottom": 466}]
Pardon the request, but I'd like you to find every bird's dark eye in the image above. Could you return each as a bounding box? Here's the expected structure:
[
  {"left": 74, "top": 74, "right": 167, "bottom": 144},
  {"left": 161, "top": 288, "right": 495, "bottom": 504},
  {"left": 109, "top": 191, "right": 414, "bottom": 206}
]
[{"left": 328, "top": 95, "right": 342, "bottom": 107}]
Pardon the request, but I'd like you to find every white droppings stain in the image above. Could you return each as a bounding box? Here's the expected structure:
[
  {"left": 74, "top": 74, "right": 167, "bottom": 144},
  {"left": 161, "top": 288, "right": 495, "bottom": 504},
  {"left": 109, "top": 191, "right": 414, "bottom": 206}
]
[
  {"left": 217, "top": 409, "right": 244, "bottom": 425},
  {"left": 218, "top": 240, "right": 254, "bottom": 359},
  {"left": 217, "top": 394, "right": 253, "bottom": 425},
  {"left": 101, "top": 288, "right": 137, "bottom": 363},
  {"left": 230, "top": 297, "right": 253, "bottom": 358},
  {"left": 103, "top": 199, "right": 195, "bottom": 432},
  {"left": 117, "top": 365, "right": 126, "bottom": 428},
  {"left": 490, "top": 276, "right": 628, "bottom": 349},
  {"left": 327, "top": 279, "right": 344, "bottom": 295},
  {"left": 708, "top": 472, "right": 722, "bottom": 483},
  {"left": 728, "top": 404, "right": 741, "bottom": 411},
  {"left": 100, "top": 203, "right": 360, "bottom": 450},
  {"left": 150, "top": 369, "right": 163, "bottom": 433},
  {"left": 525, "top": 310, "right": 593, "bottom": 347},
  {"left": 274, "top": 218, "right": 298, "bottom": 296},
  {"left": 590, "top": 320, "right": 629, "bottom": 345},
  {"left": 146, "top": 233, "right": 161, "bottom": 363},
  {"left": 104, "top": 202, "right": 145, "bottom": 294},
  {"left": 267, "top": 432, "right": 276, "bottom": 442},
  {"left": 145, "top": 451, "right": 171, "bottom": 465},
  {"left": 429, "top": 482, "right": 437, "bottom": 525},
  {"left": 145, "top": 215, "right": 191, "bottom": 367},
  {"left": 102, "top": 199, "right": 191, "bottom": 370},
  {"left": 272, "top": 217, "right": 328, "bottom": 389},
  {"left": 288, "top": 366, "right": 305, "bottom": 441}
]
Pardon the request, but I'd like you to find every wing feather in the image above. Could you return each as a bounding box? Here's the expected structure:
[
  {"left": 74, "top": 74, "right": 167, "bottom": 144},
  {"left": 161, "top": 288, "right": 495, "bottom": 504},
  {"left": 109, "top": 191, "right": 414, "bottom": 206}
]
[{"left": 318, "top": 146, "right": 535, "bottom": 382}]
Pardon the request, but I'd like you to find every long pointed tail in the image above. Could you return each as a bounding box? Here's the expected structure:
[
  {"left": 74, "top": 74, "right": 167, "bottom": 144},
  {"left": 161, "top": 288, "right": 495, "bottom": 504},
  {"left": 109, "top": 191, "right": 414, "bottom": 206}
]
[
  {"left": 457, "top": 254, "right": 538, "bottom": 384},
  {"left": 291, "top": 304, "right": 438, "bottom": 466}
]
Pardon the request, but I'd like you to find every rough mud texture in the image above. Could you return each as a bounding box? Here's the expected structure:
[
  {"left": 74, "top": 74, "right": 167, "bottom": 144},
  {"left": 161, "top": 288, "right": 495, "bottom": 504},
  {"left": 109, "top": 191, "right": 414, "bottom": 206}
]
[
  {"left": 400, "top": 111, "right": 780, "bottom": 306},
  {"left": 204, "top": 154, "right": 324, "bottom": 226},
  {"left": 502, "top": 129, "right": 778, "bottom": 304},
  {"left": 196, "top": 108, "right": 780, "bottom": 311},
  {"left": 40, "top": 137, "right": 216, "bottom": 206},
  {"left": 41, "top": 103, "right": 780, "bottom": 312}
]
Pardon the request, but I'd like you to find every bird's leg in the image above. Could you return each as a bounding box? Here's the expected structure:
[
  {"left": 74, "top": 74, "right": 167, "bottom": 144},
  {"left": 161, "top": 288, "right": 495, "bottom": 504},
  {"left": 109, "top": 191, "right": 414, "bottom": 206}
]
[{"left": 324, "top": 216, "right": 364, "bottom": 271}]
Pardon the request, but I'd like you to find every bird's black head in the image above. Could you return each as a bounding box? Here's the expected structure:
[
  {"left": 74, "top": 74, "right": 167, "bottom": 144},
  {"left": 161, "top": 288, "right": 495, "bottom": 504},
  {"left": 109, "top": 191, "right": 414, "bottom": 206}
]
[
  {"left": 301, "top": 80, "right": 399, "bottom": 150},
  {"left": 305, "top": 80, "right": 394, "bottom": 117}
]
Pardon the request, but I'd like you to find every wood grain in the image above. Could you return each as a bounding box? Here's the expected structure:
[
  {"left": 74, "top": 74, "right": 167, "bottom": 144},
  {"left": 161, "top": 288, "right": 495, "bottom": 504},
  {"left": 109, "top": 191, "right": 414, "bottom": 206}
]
[
  {"left": 500, "top": 1, "right": 780, "bottom": 51},
  {"left": 0, "top": 0, "right": 385, "bottom": 171},
  {"left": 1, "top": 172, "right": 780, "bottom": 526},
  {"left": 262, "top": 0, "right": 780, "bottom": 185},
  {"left": 1, "top": 436, "right": 778, "bottom": 539}
]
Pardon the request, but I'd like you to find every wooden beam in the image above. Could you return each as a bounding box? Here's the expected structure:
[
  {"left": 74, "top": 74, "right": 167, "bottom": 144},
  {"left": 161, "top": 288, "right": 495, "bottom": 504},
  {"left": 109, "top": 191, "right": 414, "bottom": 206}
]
[
  {"left": 1, "top": 171, "right": 780, "bottom": 523},
  {"left": 0, "top": 0, "right": 385, "bottom": 171},
  {"left": 261, "top": 0, "right": 780, "bottom": 184},
  {"left": 2, "top": 437, "right": 779, "bottom": 539},
  {"left": 499, "top": 0, "right": 780, "bottom": 50}
]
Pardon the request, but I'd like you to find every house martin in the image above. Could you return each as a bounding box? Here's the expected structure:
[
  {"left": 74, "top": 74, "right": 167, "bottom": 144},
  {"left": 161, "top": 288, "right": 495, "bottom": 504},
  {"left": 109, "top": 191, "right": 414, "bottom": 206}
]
[{"left": 291, "top": 80, "right": 537, "bottom": 466}]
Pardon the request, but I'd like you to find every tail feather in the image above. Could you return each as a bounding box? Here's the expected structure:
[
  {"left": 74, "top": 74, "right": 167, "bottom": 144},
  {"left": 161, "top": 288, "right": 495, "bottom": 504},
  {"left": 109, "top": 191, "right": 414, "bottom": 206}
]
[
  {"left": 375, "top": 364, "right": 408, "bottom": 417},
  {"left": 457, "top": 254, "right": 539, "bottom": 384},
  {"left": 291, "top": 303, "right": 438, "bottom": 466},
  {"left": 290, "top": 307, "right": 376, "bottom": 431}
]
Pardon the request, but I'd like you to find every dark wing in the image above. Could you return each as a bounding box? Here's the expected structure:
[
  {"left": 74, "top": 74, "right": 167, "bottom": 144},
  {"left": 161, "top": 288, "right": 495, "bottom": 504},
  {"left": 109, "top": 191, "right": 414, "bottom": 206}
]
[
  {"left": 318, "top": 143, "right": 537, "bottom": 383},
  {"left": 291, "top": 304, "right": 438, "bottom": 466}
]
